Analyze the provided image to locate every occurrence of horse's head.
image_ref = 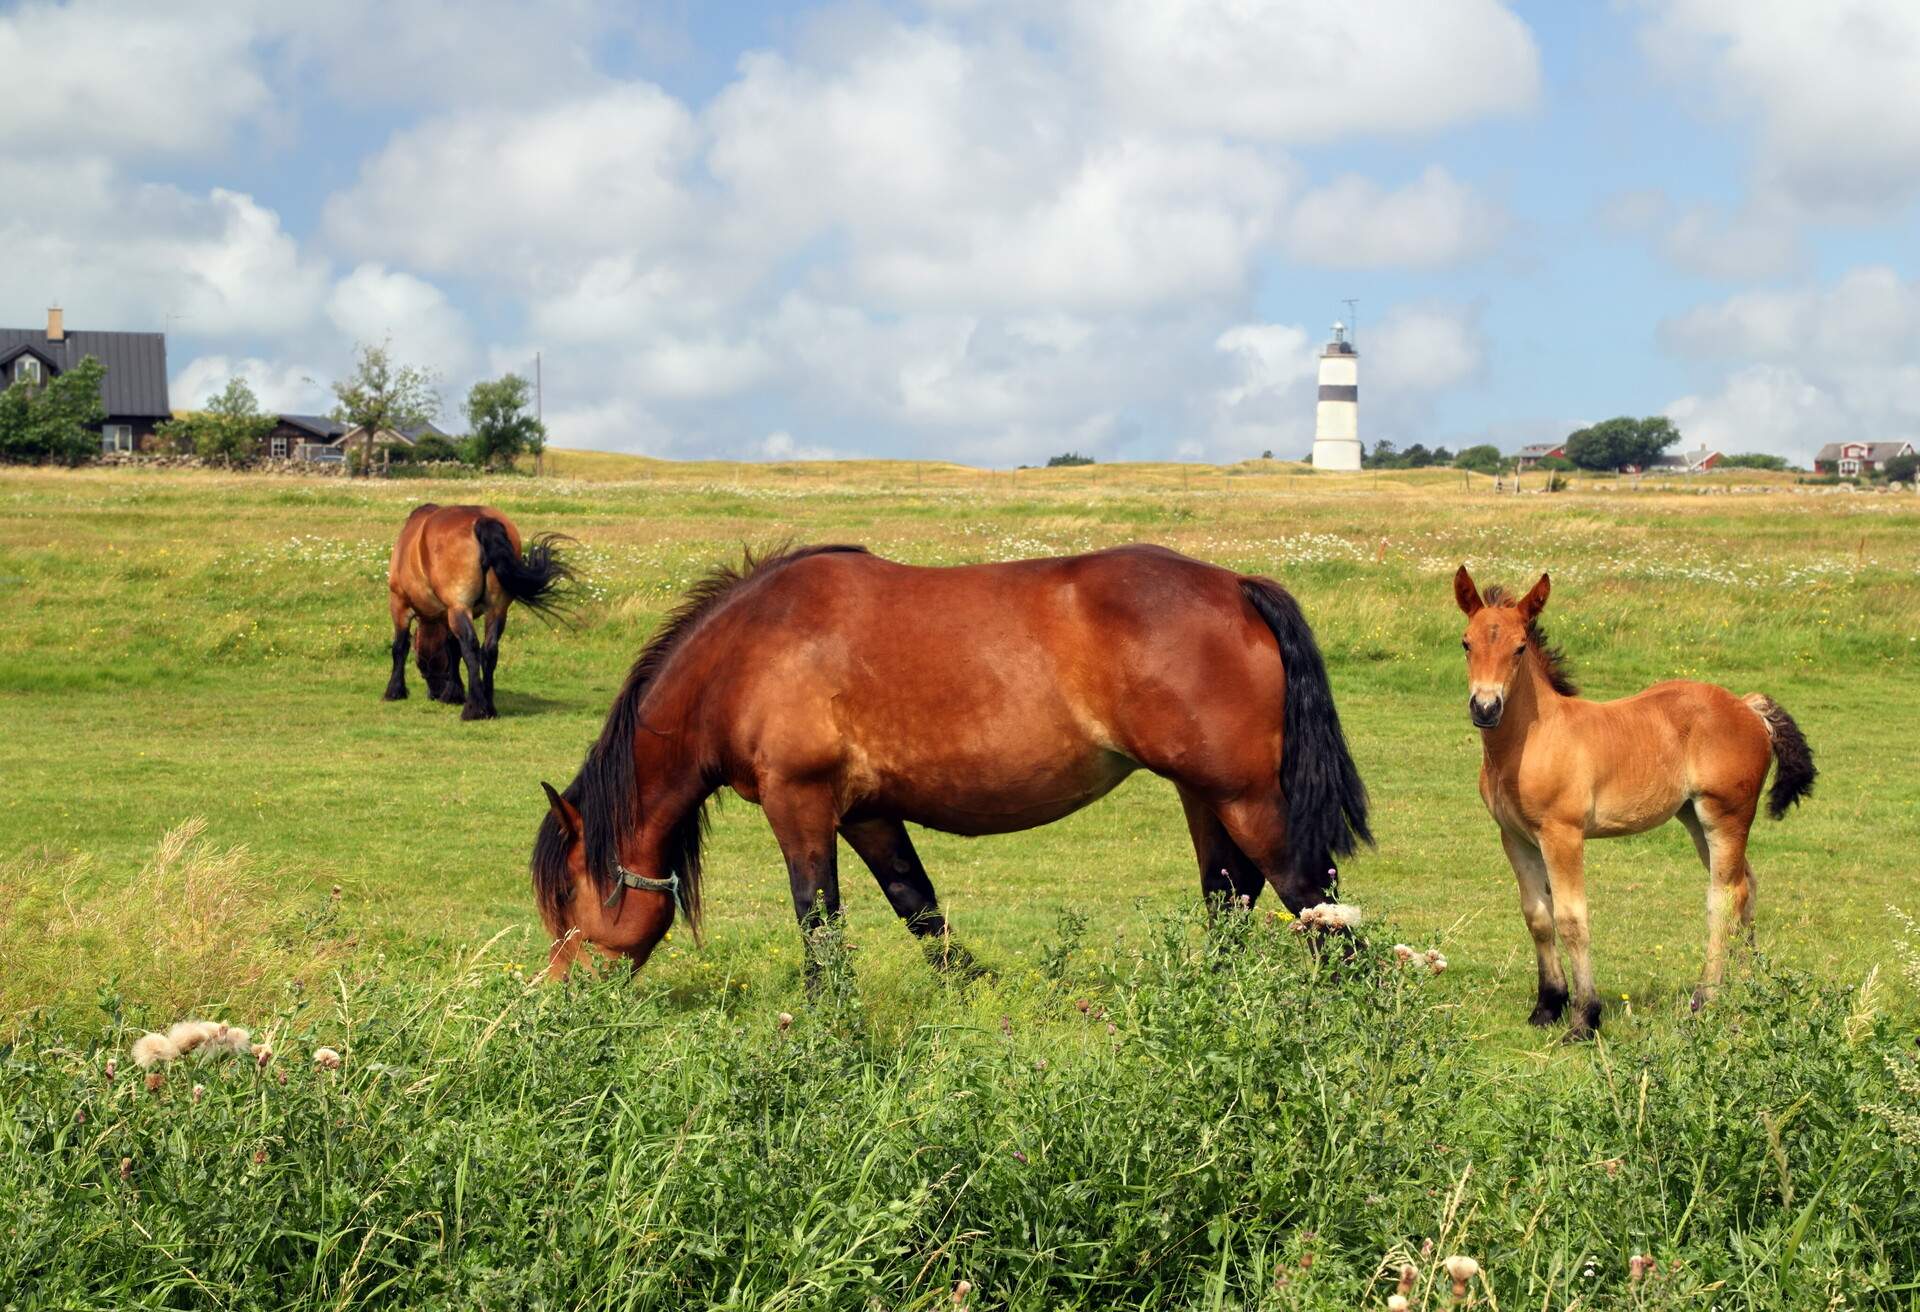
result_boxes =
[533,781,680,969]
[1453,566,1549,729]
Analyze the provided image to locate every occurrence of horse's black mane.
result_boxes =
[1482,584,1579,696]
[531,543,869,935]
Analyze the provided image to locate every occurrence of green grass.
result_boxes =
[1,460,1918,1308]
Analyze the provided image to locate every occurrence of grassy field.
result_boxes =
[2,458,1918,1308]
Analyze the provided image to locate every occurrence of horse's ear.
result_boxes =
[1520,572,1551,621]
[1453,565,1483,617]
[541,781,582,842]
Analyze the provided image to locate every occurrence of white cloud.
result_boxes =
[1662,267,1920,461]
[758,430,850,460]
[0,2,271,157]
[1640,0,1920,219]
[324,84,701,277]
[172,356,330,414]
[326,264,477,378]
[1287,167,1504,270]
[1066,0,1541,143]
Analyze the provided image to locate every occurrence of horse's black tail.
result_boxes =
[1749,694,1816,820]
[1239,577,1372,886]
[474,518,575,622]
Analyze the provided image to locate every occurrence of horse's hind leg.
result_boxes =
[448,607,493,721]
[1179,786,1265,913]
[841,817,976,973]
[480,608,507,714]
[383,597,411,701]
[1500,829,1567,1025]
[1687,794,1758,1010]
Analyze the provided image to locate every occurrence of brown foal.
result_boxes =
[1454,567,1815,1037]
[532,543,1371,978]
[385,504,571,720]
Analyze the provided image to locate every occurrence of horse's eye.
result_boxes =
[1461,640,1470,652]
[1514,644,1527,656]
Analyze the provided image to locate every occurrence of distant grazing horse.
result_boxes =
[385,504,572,720]
[532,543,1371,977]
[1453,567,1815,1038]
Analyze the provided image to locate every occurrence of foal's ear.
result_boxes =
[1519,572,1551,621]
[1453,565,1484,617]
[541,781,582,842]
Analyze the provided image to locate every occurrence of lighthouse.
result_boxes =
[1310,321,1362,471]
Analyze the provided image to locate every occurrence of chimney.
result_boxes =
[46,307,64,342]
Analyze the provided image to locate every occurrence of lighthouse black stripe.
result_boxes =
[1317,384,1358,402]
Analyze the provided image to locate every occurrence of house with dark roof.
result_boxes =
[264,414,451,463]
[1812,440,1914,476]
[1641,446,1722,474]
[1513,442,1566,468]
[0,308,170,453]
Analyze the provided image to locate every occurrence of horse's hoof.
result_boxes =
[1559,1025,1597,1045]
[1527,1005,1561,1027]
[383,686,407,701]
[1689,987,1709,1012]
[461,705,496,721]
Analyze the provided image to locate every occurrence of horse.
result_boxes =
[1452,566,1815,1038]
[384,504,572,720]
[531,543,1371,978]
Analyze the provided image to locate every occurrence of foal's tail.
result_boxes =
[474,517,576,621]
[1746,694,1817,820]
[1240,577,1373,884]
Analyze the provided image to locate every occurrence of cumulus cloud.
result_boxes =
[1640,0,1920,219]
[1662,267,1920,462]
[1287,168,1505,270]
[171,356,331,414]
[324,84,701,277]
[326,264,477,378]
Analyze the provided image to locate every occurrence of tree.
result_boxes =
[159,378,276,465]
[0,356,106,465]
[1453,444,1507,474]
[1881,451,1918,484]
[1565,416,1681,471]
[330,341,440,477]
[1719,453,1789,471]
[464,373,546,470]
[1046,452,1094,467]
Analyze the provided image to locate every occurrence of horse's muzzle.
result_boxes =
[1469,695,1504,729]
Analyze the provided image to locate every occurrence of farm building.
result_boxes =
[1638,447,1722,474]
[265,415,452,463]
[1513,442,1565,468]
[1812,440,1914,476]
[0,308,170,453]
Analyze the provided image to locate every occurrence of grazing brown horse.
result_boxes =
[1453,567,1815,1038]
[385,504,572,720]
[532,543,1371,977]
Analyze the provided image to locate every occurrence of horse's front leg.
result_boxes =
[1500,829,1567,1025]
[448,607,493,721]
[1539,822,1601,1038]
[764,781,843,990]
[480,609,507,716]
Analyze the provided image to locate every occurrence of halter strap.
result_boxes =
[605,861,692,927]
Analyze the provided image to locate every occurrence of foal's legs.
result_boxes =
[1538,822,1602,1037]
[1499,829,1568,1025]
[1178,787,1266,911]
[1685,794,1758,1009]
[764,781,843,984]
[383,597,411,701]
[447,606,493,721]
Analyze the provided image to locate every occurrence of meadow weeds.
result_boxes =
[3,906,1915,1309]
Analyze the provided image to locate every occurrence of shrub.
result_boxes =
[1046,452,1095,467]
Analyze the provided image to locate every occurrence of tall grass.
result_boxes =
[0,821,347,1037]
[4,910,1914,1309]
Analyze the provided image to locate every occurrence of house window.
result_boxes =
[1839,459,1860,476]
[271,435,288,459]
[100,424,133,454]
[12,358,40,386]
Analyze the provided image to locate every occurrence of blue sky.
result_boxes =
[5,0,1919,466]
